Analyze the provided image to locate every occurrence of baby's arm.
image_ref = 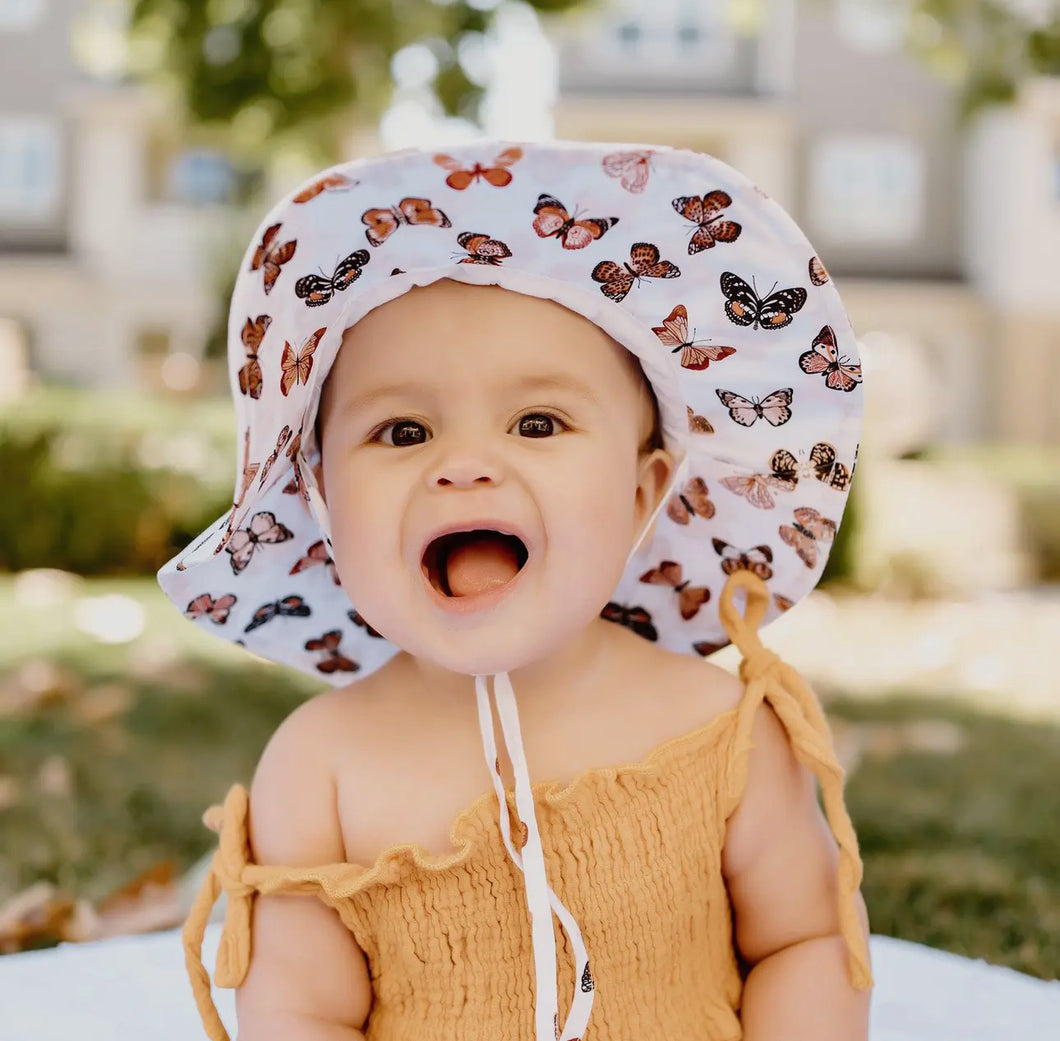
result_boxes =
[234,695,373,1040]
[722,702,872,1039]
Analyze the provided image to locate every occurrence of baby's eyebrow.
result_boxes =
[345,373,600,413]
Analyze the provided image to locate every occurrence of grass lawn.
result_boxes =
[0,574,1057,981]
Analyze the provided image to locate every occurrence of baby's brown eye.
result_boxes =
[388,420,427,446]
[518,413,564,438]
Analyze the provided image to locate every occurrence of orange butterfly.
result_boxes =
[238,314,271,399]
[258,425,293,487]
[292,172,357,204]
[712,538,774,580]
[250,222,296,294]
[591,242,680,302]
[774,593,795,612]
[808,255,830,286]
[236,428,259,507]
[652,305,737,371]
[715,388,793,428]
[600,602,658,641]
[185,593,237,624]
[532,193,619,250]
[639,560,711,621]
[602,150,653,193]
[361,197,451,247]
[280,328,326,397]
[779,506,836,569]
[225,511,294,574]
[672,191,742,254]
[798,325,862,392]
[666,476,716,525]
[686,405,715,435]
[295,250,369,307]
[433,147,522,189]
[304,630,359,674]
[456,231,511,265]
[289,539,340,585]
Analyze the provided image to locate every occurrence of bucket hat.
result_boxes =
[160,138,863,1040]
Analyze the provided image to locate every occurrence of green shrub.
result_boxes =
[0,389,235,576]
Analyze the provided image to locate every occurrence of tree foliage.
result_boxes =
[128,0,592,164]
[907,0,1060,116]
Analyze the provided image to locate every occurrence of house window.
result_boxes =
[0,0,45,31]
[616,22,641,49]
[833,0,907,53]
[808,134,924,246]
[166,149,237,205]
[0,117,61,221]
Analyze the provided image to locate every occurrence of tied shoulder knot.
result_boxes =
[209,785,255,987]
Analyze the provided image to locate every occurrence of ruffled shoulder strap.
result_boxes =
[717,570,873,992]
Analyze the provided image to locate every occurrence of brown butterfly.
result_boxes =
[295,251,369,307]
[347,609,384,639]
[602,150,653,193]
[592,242,680,302]
[237,315,271,399]
[808,255,830,286]
[289,539,340,585]
[652,304,737,371]
[362,197,451,247]
[639,560,711,621]
[244,594,311,633]
[581,961,595,993]
[304,630,359,674]
[772,441,851,492]
[779,506,836,569]
[712,538,774,580]
[456,231,511,265]
[433,147,522,189]
[236,429,260,508]
[280,328,326,397]
[693,639,728,658]
[798,325,862,392]
[774,593,795,612]
[250,223,296,294]
[719,458,797,510]
[292,172,357,204]
[258,425,293,487]
[532,193,618,250]
[600,602,658,641]
[715,388,794,428]
[185,593,237,624]
[225,511,294,574]
[686,405,715,435]
[720,271,806,330]
[672,191,742,254]
[666,476,716,525]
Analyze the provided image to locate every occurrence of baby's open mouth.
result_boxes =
[422,530,529,598]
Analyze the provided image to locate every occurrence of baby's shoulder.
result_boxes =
[629,640,747,727]
[247,688,363,865]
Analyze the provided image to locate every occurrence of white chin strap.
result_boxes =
[474,454,689,1039]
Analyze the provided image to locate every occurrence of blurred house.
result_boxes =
[0,0,234,393]
[553,0,1060,450]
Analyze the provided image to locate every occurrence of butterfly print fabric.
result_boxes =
[160,138,863,683]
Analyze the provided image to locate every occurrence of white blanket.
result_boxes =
[0,927,1057,1040]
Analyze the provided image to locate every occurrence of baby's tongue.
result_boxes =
[444,532,521,597]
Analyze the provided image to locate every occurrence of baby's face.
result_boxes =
[316,279,673,677]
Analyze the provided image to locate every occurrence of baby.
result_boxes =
[165,140,873,1041]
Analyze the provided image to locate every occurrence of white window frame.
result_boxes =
[0,116,63,222]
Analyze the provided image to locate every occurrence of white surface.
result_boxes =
[0,927,1057,1040]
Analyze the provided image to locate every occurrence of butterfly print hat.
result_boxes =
[159,140,863,1041]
